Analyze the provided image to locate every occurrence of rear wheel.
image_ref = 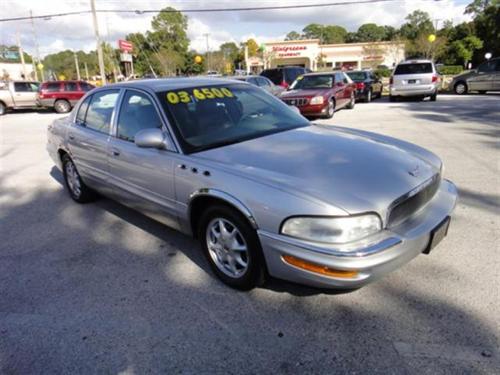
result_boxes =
[62,154,97,203]
[54,99,71,113]
[430,92,437,101]
[0,102,5,116]
[198,205,266,290]
[454,82,467,95]
[365,89,372,103]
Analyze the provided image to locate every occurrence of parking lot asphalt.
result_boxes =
[1,94,499,374]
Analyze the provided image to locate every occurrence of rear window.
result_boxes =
[394,63,433,75]
[261,69,283,85]
[346,72,367,81]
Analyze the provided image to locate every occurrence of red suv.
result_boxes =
[37,80,95,113]
[279,72,356,118]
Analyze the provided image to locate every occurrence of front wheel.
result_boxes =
[324,99,335,118]
[346,92,355,109]
[199,205,266,290]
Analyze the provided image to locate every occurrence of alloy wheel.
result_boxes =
[65,160,81,198]
[206,218,249,278]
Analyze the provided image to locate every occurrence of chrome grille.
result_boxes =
[387,174,441,227]
[283,98,308,107]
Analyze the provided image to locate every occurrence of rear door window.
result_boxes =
[394,63,433,75]
[84,90,120,134]
[64,82,78,92]
[261,69,282,85]
[45,83,61,92]
[14,82,33,92]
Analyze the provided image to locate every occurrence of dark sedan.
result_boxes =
[346,70,383,102]
[279,72,356,118]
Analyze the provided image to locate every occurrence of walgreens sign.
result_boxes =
[272,45,308,57]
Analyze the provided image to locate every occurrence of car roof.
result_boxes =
[303,72,336,76]
[398,59,434,64]
[104,77,247,92]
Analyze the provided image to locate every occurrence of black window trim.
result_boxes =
[112,87,179,153]
[73,88,120,136]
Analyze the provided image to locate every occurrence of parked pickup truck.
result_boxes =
[0,81,40,115]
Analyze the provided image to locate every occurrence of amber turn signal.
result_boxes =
[282,255,358,279]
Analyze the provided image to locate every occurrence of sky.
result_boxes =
[0,0,473,58]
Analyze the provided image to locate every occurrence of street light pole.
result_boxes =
[16,30,27,79]
[29,10,42,81]
[203,33,210,71]
[90,0,106,85]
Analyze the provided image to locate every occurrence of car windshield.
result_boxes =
[394,63,433,75]
[290,75,333,90]
[346,72,367,82]
[158,83,309,153]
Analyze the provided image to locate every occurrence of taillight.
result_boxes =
[280,80,289,89]
[356,82,365,90]
[389,76,394,85]
[432,75,438,83]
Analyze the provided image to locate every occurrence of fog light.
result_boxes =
[282,255,358,278]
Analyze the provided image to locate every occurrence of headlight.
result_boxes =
[309,96,324,105]
[281,215,382,244]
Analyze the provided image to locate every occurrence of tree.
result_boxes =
[399,10,434,40]
[356,23,386,42]
[150,7,189,54]
[445,36,483,65]
[302,23,323,40]
[471,0,500,64]
[382,26,398,41]
[322,25,347,43]
[244,38,259,57]
[285,31,302,41]
[464,0,497,15]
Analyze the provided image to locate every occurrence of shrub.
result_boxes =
[437,65,464,75]
[374,68,392,78]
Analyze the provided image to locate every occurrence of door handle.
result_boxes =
[111,147,121,156]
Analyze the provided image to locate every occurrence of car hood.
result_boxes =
[193,125,439,216]
[280,88,330,98]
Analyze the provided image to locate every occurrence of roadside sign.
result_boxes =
[118,40,133,53]
[120,53,133,63]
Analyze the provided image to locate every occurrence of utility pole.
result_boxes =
[29,10,42,81]
[203,33,210,71]
[84,62,89,80]
[16,30,27,79]
[90,0,106,85]
[74,52,81,80]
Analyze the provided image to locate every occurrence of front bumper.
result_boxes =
[298,103,328,116]
[390,84,438,97]
[258,179,458,289]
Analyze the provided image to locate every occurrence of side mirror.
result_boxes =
[135,128,166,149]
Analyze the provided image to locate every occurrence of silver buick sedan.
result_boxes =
[47,78,457,290]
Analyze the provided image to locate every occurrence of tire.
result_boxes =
[198,205,266,290]
[62,154,97,203]
[54,99,71,113]
[389,95,396,102]
[324,99,335,119]
[454,82,467,95]
[365,89,372,103]
[346,92,355,109]
[0,102,5,116]
[430,92,437,101]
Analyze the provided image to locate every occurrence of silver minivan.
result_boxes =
[389,60,440,102]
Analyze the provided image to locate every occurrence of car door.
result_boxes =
[107,88,179,228]
[67,89,120,191]
[492,59,500,91]
[469,60,495,91]
[63,81,80,106]
[334,73,348,107]
[12,82,38,107]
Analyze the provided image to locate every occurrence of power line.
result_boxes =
[0,0,436,22]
